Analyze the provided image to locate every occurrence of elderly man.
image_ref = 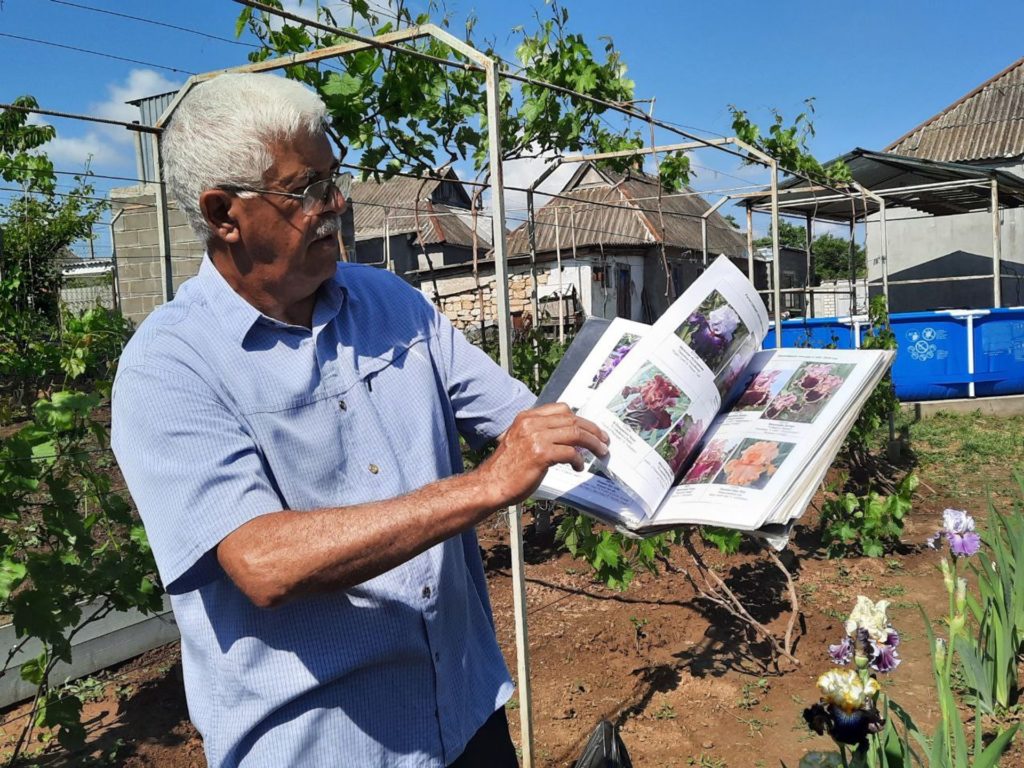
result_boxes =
[111,72,608,768]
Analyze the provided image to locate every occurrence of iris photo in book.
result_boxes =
[712,437,796,490]
[675,290,751,374]
[761,361,856,423]
[590,332,642,390]
[606,364,692,448]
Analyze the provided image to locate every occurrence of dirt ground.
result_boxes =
[2,419,1022,767]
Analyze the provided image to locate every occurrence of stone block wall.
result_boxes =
[111,185,205,327]
[432,267,543,331]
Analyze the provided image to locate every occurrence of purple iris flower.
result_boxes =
[929,508,982,558]
[828,637,852,665]
[870,641,901,673]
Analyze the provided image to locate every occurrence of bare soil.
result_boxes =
[2,456,1022,767]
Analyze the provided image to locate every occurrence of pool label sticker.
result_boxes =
[906,327,948,362]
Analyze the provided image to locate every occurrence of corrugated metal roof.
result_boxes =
[506,165,747,257]
[129,91,178,182]
[350,171,486,248]
[887,57,1024,163]
[744,148,1024,221]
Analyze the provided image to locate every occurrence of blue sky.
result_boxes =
[2,0,1023,255]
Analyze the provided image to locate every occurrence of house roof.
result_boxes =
[505,164,747,258]
[744,148,1024,222]
[886,56,1024,163]
[349,169,487,248]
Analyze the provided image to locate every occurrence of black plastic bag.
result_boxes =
[572,720,633,768]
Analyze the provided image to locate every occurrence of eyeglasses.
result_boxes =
[220,171,353,215]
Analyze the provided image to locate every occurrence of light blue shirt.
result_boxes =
[112,257,534,767]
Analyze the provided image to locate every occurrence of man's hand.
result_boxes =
[477,403,609,507]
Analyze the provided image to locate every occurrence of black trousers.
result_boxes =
[448,707,518,768]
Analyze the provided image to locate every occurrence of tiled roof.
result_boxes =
[886,56,1024,163]
[506,166,747,257]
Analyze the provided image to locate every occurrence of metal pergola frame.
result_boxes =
[740,149,1024,312]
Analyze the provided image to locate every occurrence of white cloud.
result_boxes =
[499,153,577,221]
[44,133,126,170]
[34,69,182,177]
[90,69,182,137]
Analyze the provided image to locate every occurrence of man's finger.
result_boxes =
[543,424,611,457]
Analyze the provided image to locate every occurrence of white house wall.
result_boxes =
[865,161,1024,301]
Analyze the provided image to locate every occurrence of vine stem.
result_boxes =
[678,532,800,667]
[765,548,800,659]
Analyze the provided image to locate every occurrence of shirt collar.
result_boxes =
[197,256,348,345]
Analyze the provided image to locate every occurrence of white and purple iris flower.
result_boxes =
[927,508,981,558]
[828,596,901,674]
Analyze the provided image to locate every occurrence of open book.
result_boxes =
[533,256,894,539]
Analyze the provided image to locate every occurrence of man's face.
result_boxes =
[230,130,344,308]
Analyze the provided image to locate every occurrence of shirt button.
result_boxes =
[338,400,347,411]
[368,463,379,474]
[422,585,431,599]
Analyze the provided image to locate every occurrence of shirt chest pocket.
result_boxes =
[244,334,452,512]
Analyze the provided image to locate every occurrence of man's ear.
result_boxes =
[199,189,241,244]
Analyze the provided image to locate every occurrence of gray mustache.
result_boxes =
[313,216,342,240]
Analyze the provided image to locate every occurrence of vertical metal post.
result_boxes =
[484,60,534,768]
[554,206,564,344]
[805,212,814,318]
[133,127,147,183]
[879,199,890,309]
[746,204,754,282]
[526,189,540,326]
[151,133,174,304]
[967,314,976,398]
[701,217,708,266]
[383,208,391,272]
[770,160,782,348]
[109,208,124,312]
[991,179,1002,308]
[848,218,856,316]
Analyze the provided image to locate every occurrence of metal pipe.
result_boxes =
[109,208,124,312]
[482,58,535,768]
[526,189,540,330]
[554,206,564,344]
[133,127,147,184]
[746,205,754,284]
[151,133,174,304]
[562,137,735,163]
[805,212,814,318]
[879,199,890,308]
[848,218,857,316]
[991,179,1002,308]
[770,160,782,347]
[967,314,976,398]
[700,217,708,267]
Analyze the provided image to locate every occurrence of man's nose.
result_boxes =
[321,186,348,215]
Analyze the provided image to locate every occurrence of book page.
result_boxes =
[556,318,649,411]
[578,256,770,517]
[532,317,651,518]
[650,347,892,530]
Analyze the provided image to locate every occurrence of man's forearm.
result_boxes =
[217,403,609,608]
[216,465,505,608]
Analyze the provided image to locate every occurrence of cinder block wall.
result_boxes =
[111,185,205,328]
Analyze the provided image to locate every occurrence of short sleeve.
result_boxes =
[112,365,284,593]
[431,309,536,451]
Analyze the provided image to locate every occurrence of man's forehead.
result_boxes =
[264,134,337,183]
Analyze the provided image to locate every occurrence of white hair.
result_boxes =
[162,73,328,241]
